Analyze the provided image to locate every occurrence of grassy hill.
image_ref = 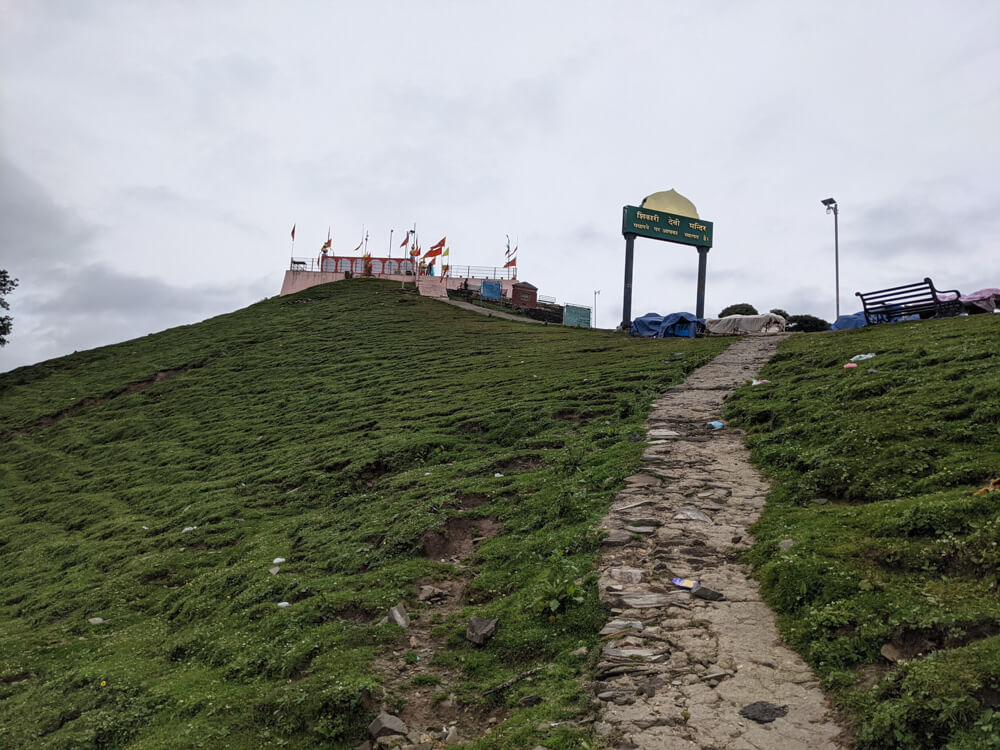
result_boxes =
[725,314,1000,749]
[0,280,728,749]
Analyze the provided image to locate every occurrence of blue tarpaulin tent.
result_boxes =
[658,312,704,338]
[631,312,705,338]
[831,312,867,330]
[630,313,664,337]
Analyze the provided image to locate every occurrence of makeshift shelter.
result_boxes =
[705,313,786,335]
[658,312,704,338]
[961,288,1000,313]
[630,313,664,337]
[831,312,868,330]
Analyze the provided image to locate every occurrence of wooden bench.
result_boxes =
[855,277,962,325]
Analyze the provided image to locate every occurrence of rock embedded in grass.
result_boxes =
[466,616,498,645]
[368,711,407,739]
[388,603,410,628]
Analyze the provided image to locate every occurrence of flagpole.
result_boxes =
[388,229,393,260]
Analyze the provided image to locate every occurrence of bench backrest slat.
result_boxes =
[854,277,962,324]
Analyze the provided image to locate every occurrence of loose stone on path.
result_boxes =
[592,335,847,750]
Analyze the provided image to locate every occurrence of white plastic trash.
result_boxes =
[850,353,876,361]
[182,526,197,533]
[277,601,291,608]
[273,557,286,564]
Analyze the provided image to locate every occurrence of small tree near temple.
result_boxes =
[1,269,19,347]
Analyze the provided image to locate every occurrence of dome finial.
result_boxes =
[640,189,699,219]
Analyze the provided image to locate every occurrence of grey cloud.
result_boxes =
[849,191,1000,260]
[0,263,272,372]
[0,158,100,270]
[33,263,255,316]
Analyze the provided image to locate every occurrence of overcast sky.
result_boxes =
[2,1,998,371]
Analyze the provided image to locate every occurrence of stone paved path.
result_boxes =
[592,335,849,750]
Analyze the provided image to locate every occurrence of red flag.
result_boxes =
[423,246,442,260]
[353,240,363,252]
[430,236,445,251]
[291,224,296,241]
[441,264,449,277]
[400,235,410,248]
[504,257,516,268]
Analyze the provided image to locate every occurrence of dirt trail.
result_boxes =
[592,335,849,750]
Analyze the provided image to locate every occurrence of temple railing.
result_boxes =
[288,257,516,279]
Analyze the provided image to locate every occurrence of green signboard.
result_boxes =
[562,304,592,328]
[622,205,713,248]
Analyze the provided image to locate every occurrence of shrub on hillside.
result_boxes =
[718,303,758,317]
[787,314,831,332]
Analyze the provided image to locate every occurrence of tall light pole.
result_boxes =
[821,198,840,320]
[593,289,600,328]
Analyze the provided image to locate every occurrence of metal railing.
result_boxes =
[287,257,516,280]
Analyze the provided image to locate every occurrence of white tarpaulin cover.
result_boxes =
[705,313,787,335]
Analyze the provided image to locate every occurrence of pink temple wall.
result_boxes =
[279,271,518,297]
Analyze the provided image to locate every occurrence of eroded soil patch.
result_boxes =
[3,368,189,440]
[422,517,501,561]
[497,455,545,473]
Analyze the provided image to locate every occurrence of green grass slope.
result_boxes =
[0,280,728,749]
[724,315,1000,749]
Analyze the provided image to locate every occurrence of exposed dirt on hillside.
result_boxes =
[369,534,505,747]
[2,368,188,440]
[421,517,501,561]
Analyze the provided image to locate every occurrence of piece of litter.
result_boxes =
[277,602,291,608]
[142,526,148,530]
[850,353,876,361]
[269,566,280,575]
[182,526,197,532]
[671,578,699,590]
[740,701,788,724]
[691,585,726,601]
[494,472,504,478]
[843,362,858,369]
[751,379,770,386]
[273,557,286,564]
[424,472,431,476]
[707,420,724,430]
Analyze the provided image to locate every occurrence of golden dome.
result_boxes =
[640,189,699,219]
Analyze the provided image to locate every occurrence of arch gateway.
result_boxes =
[620,189,714,329]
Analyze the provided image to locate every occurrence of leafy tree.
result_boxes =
[718,303,758,317]
[787,314,831,332]
[0,269,18,347]
[770,308,790,320]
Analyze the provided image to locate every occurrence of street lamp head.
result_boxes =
[821,197,837,207]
